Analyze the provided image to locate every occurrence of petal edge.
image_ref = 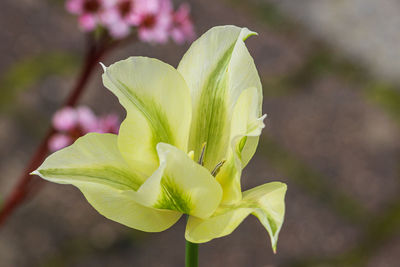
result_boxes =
[185,182,287,252]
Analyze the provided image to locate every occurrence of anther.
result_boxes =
[198,142,206,166]
[211,160,226,177]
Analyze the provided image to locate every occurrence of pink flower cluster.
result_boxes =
[49,106,120,152]
[66,0,195,44]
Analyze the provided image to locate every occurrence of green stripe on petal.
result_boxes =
[177,25,262,171]
[155,175,193,214]
[102,57,192,175]
[216,87,266,204]
[127,143,223,219]
[185,182,287,252]
[33,133,181,232]
[33,133,146,190]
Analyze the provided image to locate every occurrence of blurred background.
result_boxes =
[1,0,400,266]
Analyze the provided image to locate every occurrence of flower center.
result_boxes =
[118,0,132,17]
[211,160,225,177]
[83,0,100,13]
[142,14,156,28]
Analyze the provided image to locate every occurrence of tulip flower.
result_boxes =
[33,26,287,258]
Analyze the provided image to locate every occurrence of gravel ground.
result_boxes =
[272,0,400,84]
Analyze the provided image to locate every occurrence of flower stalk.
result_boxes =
[185,237,198,267]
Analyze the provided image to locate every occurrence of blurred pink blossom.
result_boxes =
[48,134,73,152]
[135,0,172,44]
[170,3,195,44]
[97,114,120,133]
[65,0,195,44]
[49,106,120,152]
[52,107,78,132]
[66,0,111,31]
[76,106,98,132]
[101,0,137,39]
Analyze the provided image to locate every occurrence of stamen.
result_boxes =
[198,142,206,165]
[211,160,226,177]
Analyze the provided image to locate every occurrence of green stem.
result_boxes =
[185,239,198,267]
[185,150,204,267]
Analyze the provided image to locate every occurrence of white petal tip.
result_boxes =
[99,62,107,72]
[260,114,267,121]
[248,30,258,37]
[259,114,267,129]
[241,27,258,40]
[30,170,40,176]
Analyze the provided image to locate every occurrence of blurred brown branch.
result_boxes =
[0,32,130,228]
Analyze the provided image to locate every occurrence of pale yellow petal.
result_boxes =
[33,133,180,232]
[216,87,266,204]
[75,182,182,232]
[126,143,223,219]
[102,57,192,175]
[185,182,287,252]
[33,133,145,189]
[177,25,262,171]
